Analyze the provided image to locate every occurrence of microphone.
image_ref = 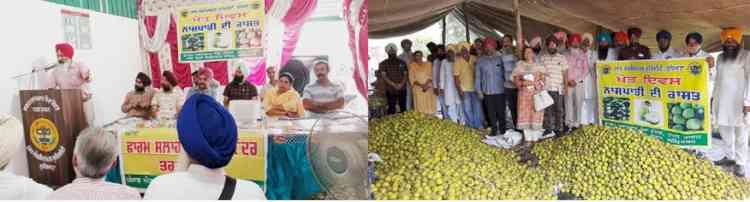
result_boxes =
[32,63,58,73]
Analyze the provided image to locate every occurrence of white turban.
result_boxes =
[385,43,398,53]
[0,114,23,169]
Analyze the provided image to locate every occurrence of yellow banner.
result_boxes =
[597,58,710,147]
[119,128,266,189]
[176,0,265,62]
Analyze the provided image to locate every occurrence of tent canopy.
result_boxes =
[370,0,750,52]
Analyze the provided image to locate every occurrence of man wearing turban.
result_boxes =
[144,95,266,199]
[596,31,618,61]
[0,115,53,199]
[379,43,408,115]
[48,43,95,124]
[713,26,750,178]
[618,27,651,60]
[438,44,463,123]
[121,72,156,119]
[654,30,679,60]
[223,63,258,108]
[475,38,507,136]
[454,42,482,128]
[564,33,593,131]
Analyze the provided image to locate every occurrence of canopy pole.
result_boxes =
[442,15,447,45]
[514,0,523,57]
[463,3,470,43]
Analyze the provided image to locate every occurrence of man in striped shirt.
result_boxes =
[47,127,141,200]
[539,36,569,135]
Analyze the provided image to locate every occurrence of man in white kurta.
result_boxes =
[564,34,592,129]
[713,27,748,177]
[439,44,463,123]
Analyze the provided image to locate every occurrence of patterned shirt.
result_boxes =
[540,53,569,92]
[224,81,258,101]
[474,55,506,95]
[379,57,408,93]
[46,178,141,200]
[152,88,184,120]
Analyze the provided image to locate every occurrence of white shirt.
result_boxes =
[439,59,461,105]
[714,50,750,127]
[653,47,680,60]
[144,164,266,200]
[0,171,52,200]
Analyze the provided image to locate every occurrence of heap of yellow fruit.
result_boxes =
[369,111,750,200]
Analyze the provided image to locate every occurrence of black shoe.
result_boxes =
[734,165,746,178]
[714,157,737,166]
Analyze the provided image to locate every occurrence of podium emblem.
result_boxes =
[29,118,60,153]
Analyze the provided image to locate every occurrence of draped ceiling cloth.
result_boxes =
[369,0,750,51]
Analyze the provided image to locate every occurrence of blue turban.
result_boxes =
[177,94,238,169]
[656,30,672,40]
[597,31,613,45]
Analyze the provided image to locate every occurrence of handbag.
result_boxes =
[534,90,554,112]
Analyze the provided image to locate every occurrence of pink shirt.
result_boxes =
[46,177,141,200]
[566,48,590,82]
[49,62,91,95]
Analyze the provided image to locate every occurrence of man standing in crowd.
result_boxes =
[121,72,155,119]
[145,95,266,199]
[529,36,543,56]
[454,42,482,128]
[540,36,568,136]
[613,31,629,57]
[475,38,506,136]
[597,31,618,61]
[439,44,463,123]
[432,44,447,117]
[380,43,408,114]
[399,39,414,111]
[303,61,345,115]
[223,65,258,107]
[564,34,591,131]
[501,35,519,129]
[713,27,749,178]
[653,30,679,60]
[618,27,651,60]
[426,42,437,62]
[187,68,218,99]
[47,127,141,200]
[0,115,52,199]
[48,43,95,124]
[681,32,715,102]
[471,38,484,56]
[581,33,598,125]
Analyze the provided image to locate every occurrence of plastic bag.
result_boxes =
[534,90,554,111]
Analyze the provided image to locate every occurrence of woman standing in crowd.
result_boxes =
[512,47,546,140]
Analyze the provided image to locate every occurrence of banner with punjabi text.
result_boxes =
[119,128,267,190]
[597,58,710,147]
[177,0,265,62]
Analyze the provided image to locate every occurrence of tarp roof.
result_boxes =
[370,0,750,52]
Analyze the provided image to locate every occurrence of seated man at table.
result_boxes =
[0,115,52,200]
[303,61,345,116]
[144,94,266,200]
[187,68,219,99]
[121,72,156,119]
[47,127,141,200]
[223,65,258,107]
[263,73,305,118]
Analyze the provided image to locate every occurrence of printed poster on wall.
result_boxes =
[119,128,267,190]
[596,58,710,148]
[177,0,265,62]
[61,10,92,50]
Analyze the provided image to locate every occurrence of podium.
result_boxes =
[19,89,88,188]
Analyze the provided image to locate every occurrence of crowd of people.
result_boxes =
[0,42,351,200]
[375,26,748,177]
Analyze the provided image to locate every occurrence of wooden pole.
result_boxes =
[514,0,523,56]
[442,15,447,45]
[463,3,470,43]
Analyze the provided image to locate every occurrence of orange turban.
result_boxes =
[614,31,629,44]
[721,27,743,44]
